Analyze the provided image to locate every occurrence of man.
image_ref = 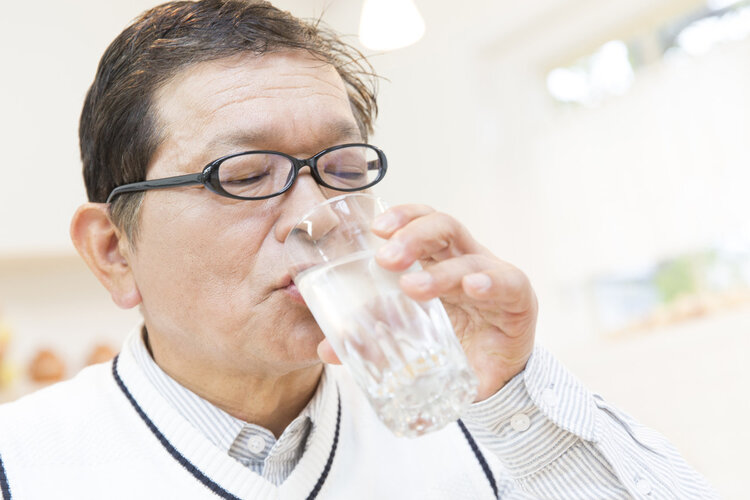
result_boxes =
[0,1,717,498]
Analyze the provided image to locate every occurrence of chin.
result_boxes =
[227,296,325,369]
[265,315,325,366]
[290,324,326,360]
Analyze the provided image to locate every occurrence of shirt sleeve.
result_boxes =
[462,345,719,499]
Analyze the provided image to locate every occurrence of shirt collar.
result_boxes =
[128,324,330,462]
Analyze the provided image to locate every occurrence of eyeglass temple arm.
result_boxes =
[106,173,204,203]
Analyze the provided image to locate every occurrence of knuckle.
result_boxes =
[471,254,495,269]
[431,211,457,227]
[500,268,530,296]
[413,204,436,215]
[391,203,434,218]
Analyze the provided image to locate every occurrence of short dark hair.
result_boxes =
[79,0,378,243]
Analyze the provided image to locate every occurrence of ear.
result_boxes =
[70,203,142,309]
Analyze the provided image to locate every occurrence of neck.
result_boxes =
[145,330,323,438]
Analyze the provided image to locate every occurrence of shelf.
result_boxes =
[0,251,86,276]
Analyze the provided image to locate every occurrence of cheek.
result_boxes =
[133,199,278,314]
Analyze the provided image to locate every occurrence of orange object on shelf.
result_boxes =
[0,320,16,392]
[85,344,117,366]
[29,349,66,383]
[0,320,10,360]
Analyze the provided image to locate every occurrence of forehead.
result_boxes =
[152,51,359,160]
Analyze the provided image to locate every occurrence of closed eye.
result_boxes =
[223,172,271,186]
[325,168,366,180]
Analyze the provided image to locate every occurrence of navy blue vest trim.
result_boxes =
[112,354,340,500]
[0,452,11,500]
[306,395,341,500]
[457,419,498,499]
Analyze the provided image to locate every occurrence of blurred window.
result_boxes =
[546,0,750,106]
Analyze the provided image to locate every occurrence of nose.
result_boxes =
[274,172,340,244]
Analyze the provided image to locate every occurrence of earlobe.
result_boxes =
[70,203,142,309]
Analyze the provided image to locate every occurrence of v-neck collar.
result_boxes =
[113,328,341,499]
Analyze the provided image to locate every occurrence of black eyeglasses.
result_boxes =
[105,143,387,203]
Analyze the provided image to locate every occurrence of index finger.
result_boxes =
[370,204,436,238]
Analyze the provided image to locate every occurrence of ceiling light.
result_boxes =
[359,0,426,51]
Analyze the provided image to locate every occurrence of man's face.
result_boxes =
[126,51,363,377]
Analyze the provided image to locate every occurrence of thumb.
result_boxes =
[317,339,342,365]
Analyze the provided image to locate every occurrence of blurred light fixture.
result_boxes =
[359,0,425,51]
[588,41,634,97]
[546,40,634,106]
[546,68,589,103]
[707,0,741,11]
[676,6,750,56]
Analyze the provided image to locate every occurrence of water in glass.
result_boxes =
[296,249,478,437]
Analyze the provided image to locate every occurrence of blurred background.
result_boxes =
[0,0,748,495]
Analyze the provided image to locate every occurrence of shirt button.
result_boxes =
[510,413,531,432]
[542,388,558,408]
[636,478,652,495]
[247,435,266,454]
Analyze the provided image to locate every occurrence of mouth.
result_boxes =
[276,274,306,304]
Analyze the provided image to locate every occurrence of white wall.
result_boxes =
[0,0,166,255]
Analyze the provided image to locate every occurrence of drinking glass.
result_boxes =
[285,193,478,437]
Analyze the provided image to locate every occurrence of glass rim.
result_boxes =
[284,192,387,246]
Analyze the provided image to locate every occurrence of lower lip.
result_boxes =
[283,283,306,304]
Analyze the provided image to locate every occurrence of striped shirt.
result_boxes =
[132,326,718,497]
[132,328,328,485]
[464,346,718,498]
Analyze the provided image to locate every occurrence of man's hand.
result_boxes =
[317,204,538,401]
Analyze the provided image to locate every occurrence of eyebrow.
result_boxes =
[206,120,364,152]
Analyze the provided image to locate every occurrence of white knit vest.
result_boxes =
[0,337,512,499]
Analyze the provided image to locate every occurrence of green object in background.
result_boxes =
[653,252,715,304]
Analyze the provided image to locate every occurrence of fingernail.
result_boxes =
[377,241,404,262]
[465,273,491,292]
[401,271,433,289]
[372,213,400,233]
